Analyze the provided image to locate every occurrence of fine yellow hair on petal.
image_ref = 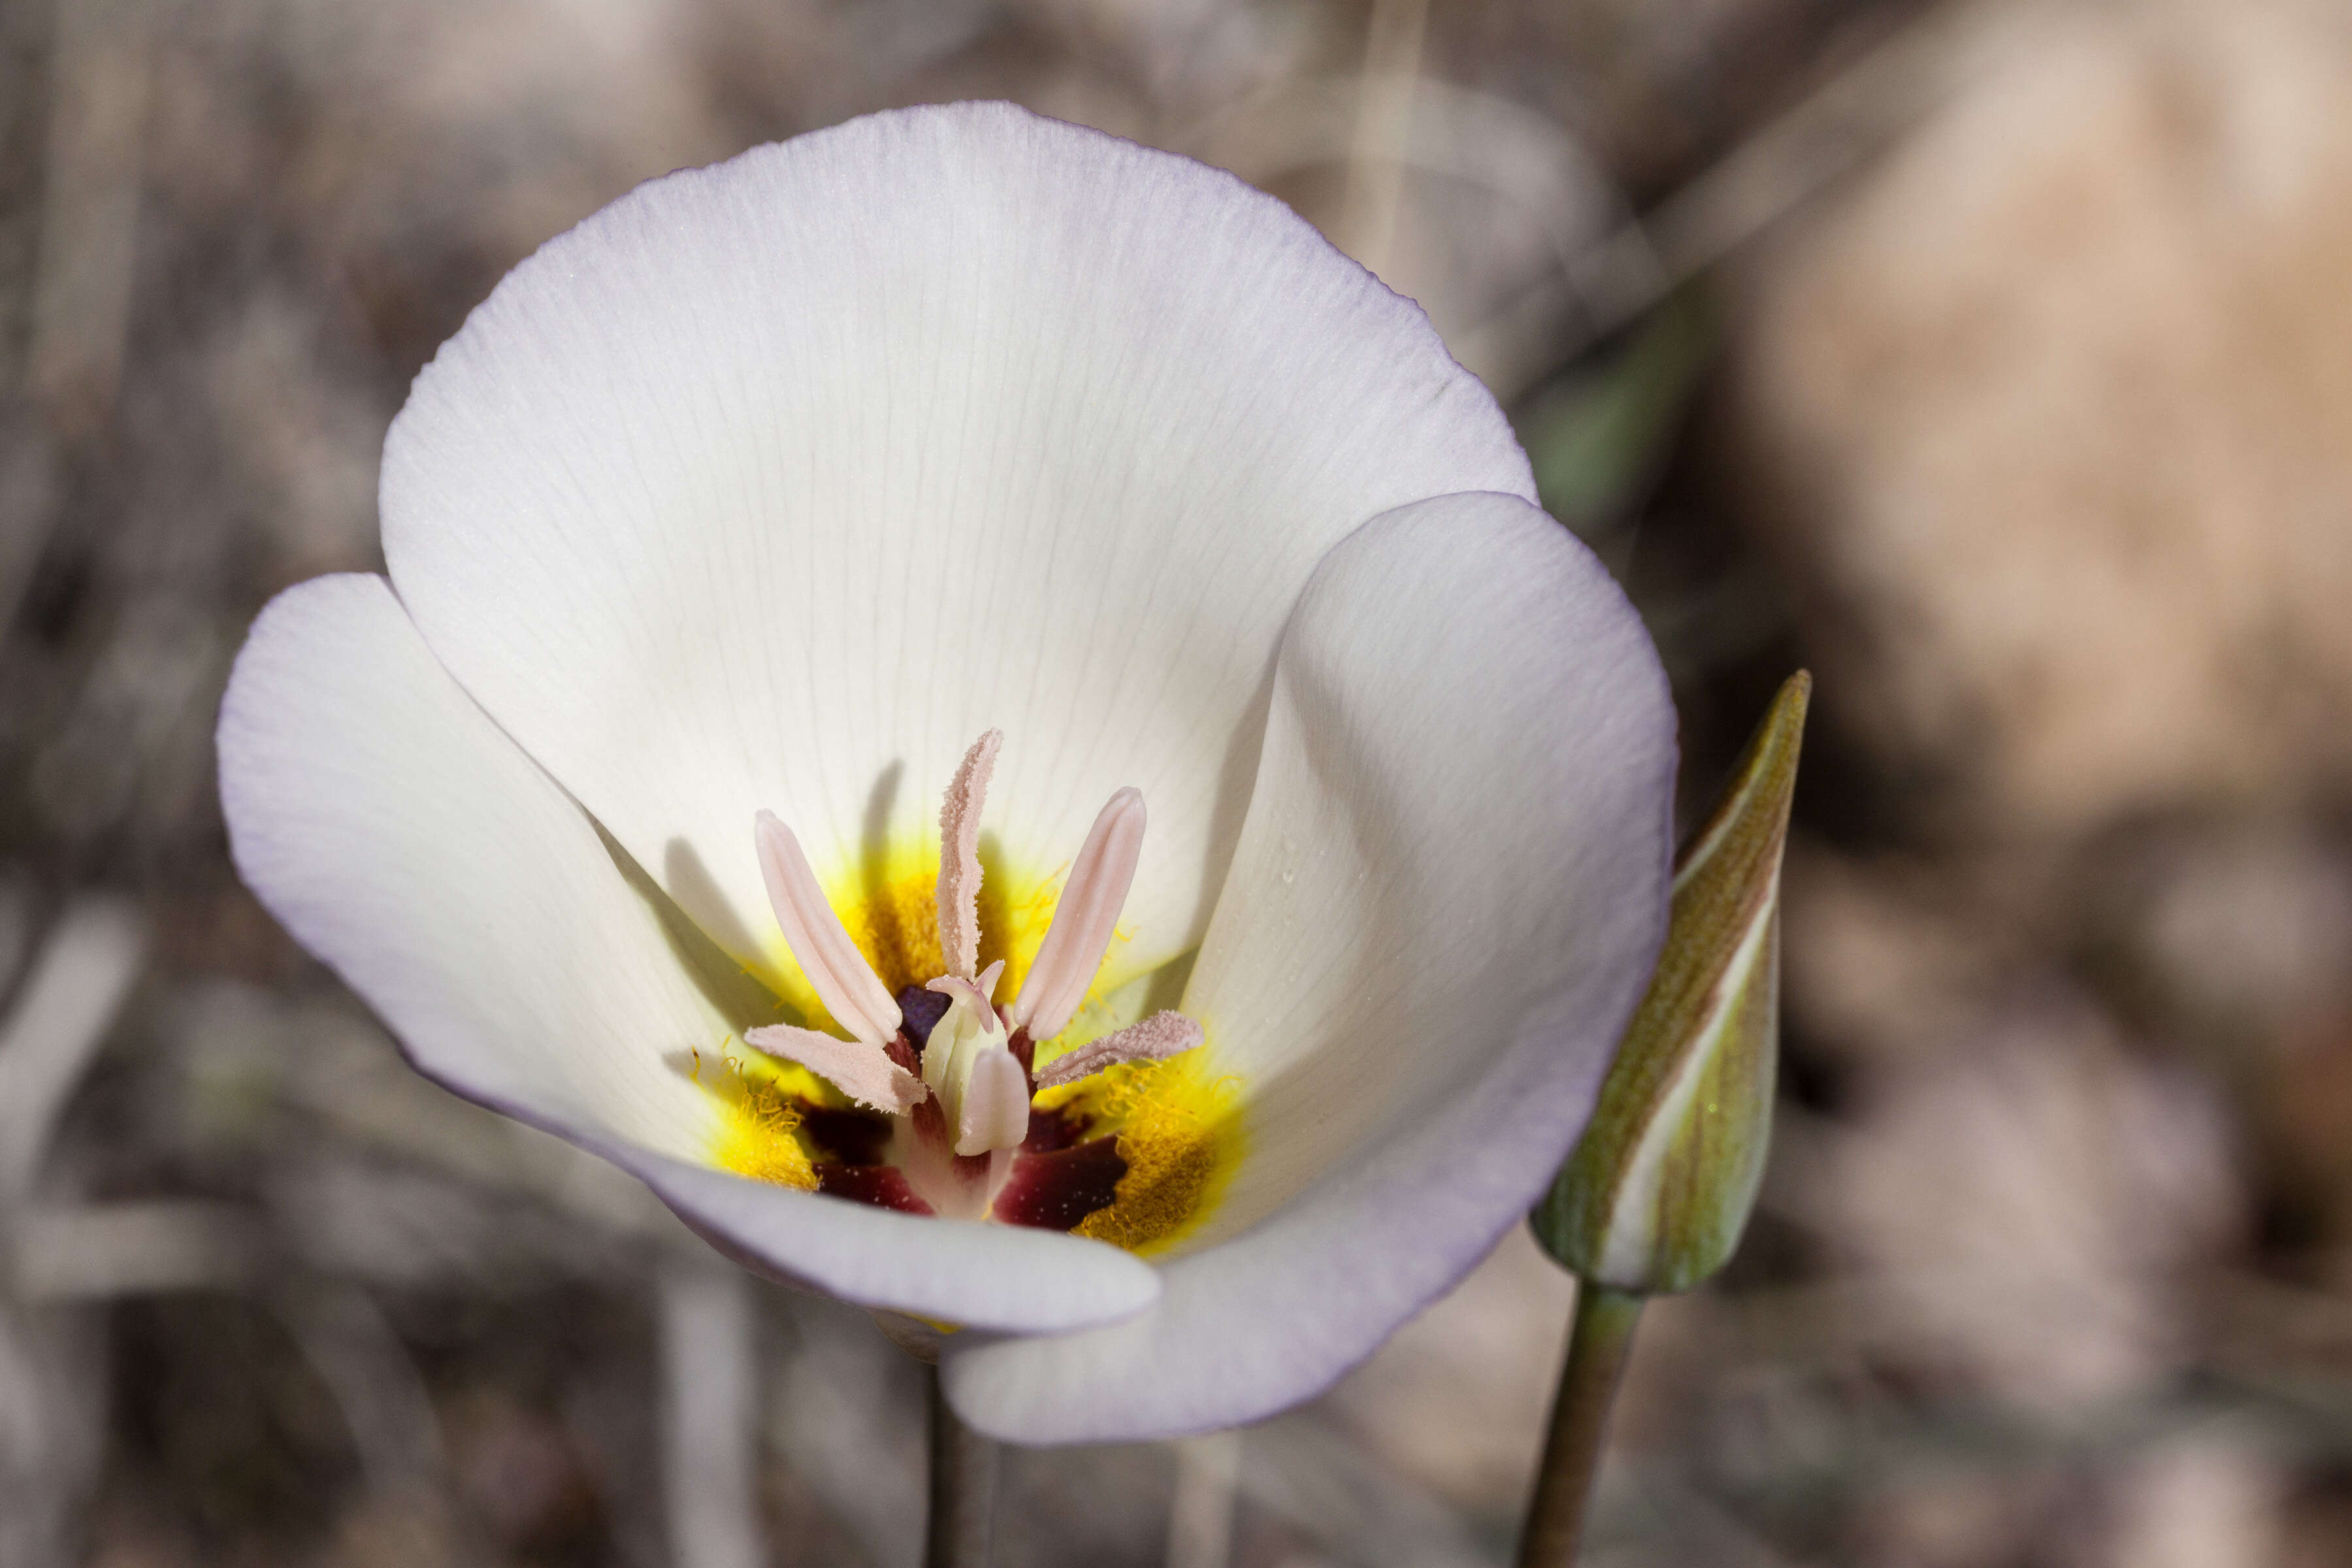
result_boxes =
[704,1051,821,1190]
[832,847,951,996]
[1040,1045,1243,1255]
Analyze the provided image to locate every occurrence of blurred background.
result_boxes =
[4,0,2350,1561]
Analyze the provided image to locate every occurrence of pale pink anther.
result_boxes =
[1033,1010,1205,1090]
[956,1047,1032,1156]
[1007,787,1146,1041]
[744,1023,929,1115]
[753,811,902,1046]
[935,729,1002,979]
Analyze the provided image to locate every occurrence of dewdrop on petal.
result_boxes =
[1533,672,1810,1295]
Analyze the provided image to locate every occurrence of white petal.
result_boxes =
[628,1144,1154,1332]
[219,575,1157,1333]
[218,574,721,1158]
[939,491,1676,1441]
[380,102,1530,1004]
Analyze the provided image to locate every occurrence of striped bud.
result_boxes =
[1532,671,1810,1294]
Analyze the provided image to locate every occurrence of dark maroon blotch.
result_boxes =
[793,1100,892,1167]
[992,1138,1127,1232]
[815,1164,933,1215]
[1021,1100,1088,1154]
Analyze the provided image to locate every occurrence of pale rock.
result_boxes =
[1737,0,2352,838]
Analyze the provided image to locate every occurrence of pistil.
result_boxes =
[919,962,1029,1156]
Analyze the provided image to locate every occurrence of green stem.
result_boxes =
[925,1363,998,1568]
[1516,1283,1644,1568]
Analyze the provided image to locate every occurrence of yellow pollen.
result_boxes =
[706,1053,821,1190]
[1038,1042,1243,1254]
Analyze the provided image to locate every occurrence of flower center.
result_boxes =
[725,730,1217,1233]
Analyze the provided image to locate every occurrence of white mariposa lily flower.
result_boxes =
[216,102,1676,1444]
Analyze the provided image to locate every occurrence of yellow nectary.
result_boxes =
[1046,1049,1242,1255]
[709,1060,820,1190]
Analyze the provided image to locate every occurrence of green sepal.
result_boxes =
[1531,671,1810,1294]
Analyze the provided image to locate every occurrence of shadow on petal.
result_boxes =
[660,833,774,1000]
[625,828,799,1034]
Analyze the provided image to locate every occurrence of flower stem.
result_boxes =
[925,1364,999,1568]
[1516,1283,1644,1568]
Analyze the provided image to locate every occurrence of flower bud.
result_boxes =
[1532,671,1810,1294]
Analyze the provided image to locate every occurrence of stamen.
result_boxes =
[1008,787,1146,1041]
[935,729,1002,979]
[1032,1011,1204,1090]
[745,1024,929,1115]
[753,811,902,1046]
[956,1047,1032,1156]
